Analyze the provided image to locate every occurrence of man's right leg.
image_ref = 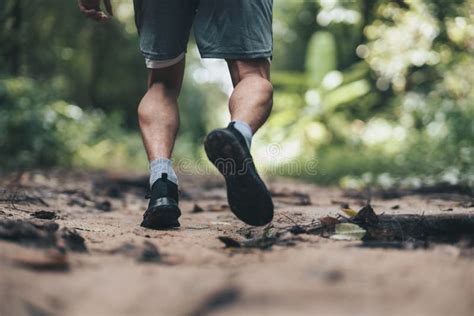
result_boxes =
[133,0,197,229]
[138,59,185,229]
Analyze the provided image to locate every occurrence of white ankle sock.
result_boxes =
[149,158,178,187]
[231,120,253,149]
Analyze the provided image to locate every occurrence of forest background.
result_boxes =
[1,0,473,190]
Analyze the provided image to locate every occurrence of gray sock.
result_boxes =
[149,158,178,187]
[231,120,253,149]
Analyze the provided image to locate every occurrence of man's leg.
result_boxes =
[227,59,273,135]
[203,59,274,227]
[138,59,185,162]
[138,59,185,229]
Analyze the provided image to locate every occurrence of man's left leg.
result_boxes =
[204,58,274,227]
[226,58,273,144]
[196,0,274,226]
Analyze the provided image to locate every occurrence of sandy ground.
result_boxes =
[0,170,473,316]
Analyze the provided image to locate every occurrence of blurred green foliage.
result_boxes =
[1,0,473,188]
[0,77,146,170]
[263,0,474,188]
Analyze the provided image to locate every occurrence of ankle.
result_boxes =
[149,158,178,187]
[231,120,253,149]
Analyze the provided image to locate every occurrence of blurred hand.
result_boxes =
[78,0,113,22]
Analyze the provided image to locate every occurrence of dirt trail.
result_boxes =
[0,170,473,316]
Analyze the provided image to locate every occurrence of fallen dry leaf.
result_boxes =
[319,216,340,228]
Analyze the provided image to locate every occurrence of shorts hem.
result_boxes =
[145,53,185,69]
[199,51,273,60]
[141,50,186,61]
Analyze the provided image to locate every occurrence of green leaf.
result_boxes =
[342,208,358,217]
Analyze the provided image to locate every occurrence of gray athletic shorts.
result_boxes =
[133,0,273,68]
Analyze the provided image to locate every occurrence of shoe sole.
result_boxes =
[141,204,181,229]
[204,129,273,226]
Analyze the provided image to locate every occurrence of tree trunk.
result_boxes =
[9,0,22,75]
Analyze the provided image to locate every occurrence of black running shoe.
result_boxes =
[204,122,274,226]
[141,173,181,229]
